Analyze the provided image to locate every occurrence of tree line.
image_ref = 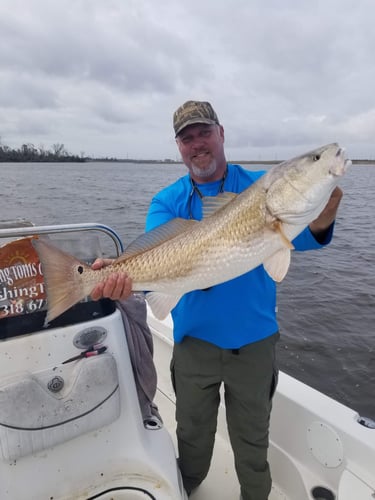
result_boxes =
[0,141,85,162]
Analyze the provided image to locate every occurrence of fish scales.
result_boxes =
[124,186,266,287]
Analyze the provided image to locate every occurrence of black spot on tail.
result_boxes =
[77,266,84,274]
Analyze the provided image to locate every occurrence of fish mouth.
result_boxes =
[330,146,352,176]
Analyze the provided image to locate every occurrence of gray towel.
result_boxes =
[116,295,162,427]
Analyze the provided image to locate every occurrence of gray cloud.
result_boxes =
[0,0,374,159]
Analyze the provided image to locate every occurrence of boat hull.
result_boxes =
[148,310,375,500]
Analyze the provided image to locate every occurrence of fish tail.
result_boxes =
[32,238,90,323]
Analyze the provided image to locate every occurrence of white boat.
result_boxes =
[0,222,374,500]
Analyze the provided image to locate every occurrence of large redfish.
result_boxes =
[33,143,350,323]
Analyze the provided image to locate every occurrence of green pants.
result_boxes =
[170,333,279,500]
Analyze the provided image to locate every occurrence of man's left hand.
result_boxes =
[309,186,343,236]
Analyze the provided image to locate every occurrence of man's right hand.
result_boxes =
[90,258,133,301]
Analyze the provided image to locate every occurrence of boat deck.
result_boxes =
[154,325,291,500]
[155,388,288,500]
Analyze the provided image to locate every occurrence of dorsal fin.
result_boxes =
[118,218,198,260]
[201,192,237,218]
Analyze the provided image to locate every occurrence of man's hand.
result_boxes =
[309,186,343,237]
[90,258,133,301]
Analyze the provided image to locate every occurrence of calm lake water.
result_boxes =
[0,161,374,418]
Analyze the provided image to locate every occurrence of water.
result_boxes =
[0,161,374,418]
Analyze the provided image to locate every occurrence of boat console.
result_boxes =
[0,221,186,500]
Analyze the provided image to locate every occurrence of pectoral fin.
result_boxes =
[146,291,181,320]
[272,220,294,249]
[263,248,291,282]
[263,221,295,282]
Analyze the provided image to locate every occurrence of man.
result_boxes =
[92,100,343,500]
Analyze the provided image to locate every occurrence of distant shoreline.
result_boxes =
[1,158,374,165]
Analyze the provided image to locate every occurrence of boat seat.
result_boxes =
[338,469,374,499]
[0,353,120,461]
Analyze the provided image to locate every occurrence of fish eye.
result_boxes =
[77,266,84,274]
[312,154,321,161]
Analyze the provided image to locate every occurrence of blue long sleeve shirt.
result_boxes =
[145,163,333,349]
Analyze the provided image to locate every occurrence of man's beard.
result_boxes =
[190,158,217,178]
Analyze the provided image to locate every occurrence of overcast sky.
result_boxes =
[0,0,374,160]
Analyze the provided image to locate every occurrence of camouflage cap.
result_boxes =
[173,100,220,137]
